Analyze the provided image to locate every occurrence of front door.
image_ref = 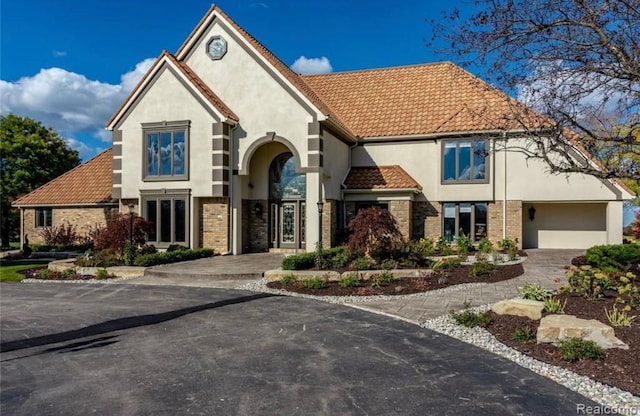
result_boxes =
[269,152,306,250]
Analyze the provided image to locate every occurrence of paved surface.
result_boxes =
[1,282,595,415]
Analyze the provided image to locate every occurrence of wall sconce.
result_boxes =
[528,206,536,222]
[317,201,324,214]
[254,202,263,217]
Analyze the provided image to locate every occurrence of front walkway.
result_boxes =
[346,249,583,323]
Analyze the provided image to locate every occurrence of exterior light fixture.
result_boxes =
[254,202,263,217]
[528,206,536,222]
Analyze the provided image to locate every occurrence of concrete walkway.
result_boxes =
[346,249,583,323]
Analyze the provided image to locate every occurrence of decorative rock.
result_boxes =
[491,298,545,320]
[537,314,629,350]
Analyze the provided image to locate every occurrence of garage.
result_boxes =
[522,202,608,249]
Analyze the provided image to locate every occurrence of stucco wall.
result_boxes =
[21,206,116,245]
[322,130,350,201]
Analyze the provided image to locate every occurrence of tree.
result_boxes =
[0,114,81,248]
[347,207,403,260]
[431,0,639,189]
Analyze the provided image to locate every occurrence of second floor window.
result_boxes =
[442,139,488,183]
[143,121,189,180]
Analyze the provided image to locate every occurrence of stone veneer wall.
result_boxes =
[321,199,337,248]
[200,197,229,253]
[413,200,441,241]
[488,200,523,248]
[22,206,117,245]
[389,200,412,239]
[242,199,268,252]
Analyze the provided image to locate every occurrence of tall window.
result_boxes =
[443,202,488,241]
[442,139,488,183]
[269,153,306,200]
[142,121,189,180]
[142,190,189,247]
[35,208,52,228]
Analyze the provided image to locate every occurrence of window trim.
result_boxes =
[442,202,488,242]
[140,189,190,248]
[35,207,52,228]
[441,138,489,184]
[142,120,190,182]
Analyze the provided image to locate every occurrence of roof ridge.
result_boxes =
[301,61,455,78]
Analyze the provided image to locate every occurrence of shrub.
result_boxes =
[477,238,493,254]
[585,243,640,271]
[449,309,491,328]
[167,244,189,252]
[558,338,604,362]
[470,261,498,276]
[279,273,297,285]
[435,237,453,255]
[92,214,154,254]
[511,326,535,342]
[414,238,436,257]
[61,268,76,279]
[346,206,402,260]
[562,265,611,300]
[455,235,473,255]
[519,283,552,301]
[95,269,113,280]
[351,256,377,270]
[370,270,395,288]
[432,258,462,270]
[123,242,137,266]
[134,248,215,267]
[380,259,398,270]
[139,244,158,255]
[301,276,327,290]
[497,238,518,252]
[281,252,316,270]
[604,305,637,326]
[34,269,56,279]
[543,297,567,314]
[75,249,122,267]
[329,246,352,269]
[630,211,640,239]
[339,273,360,288]
[39,223,80,246]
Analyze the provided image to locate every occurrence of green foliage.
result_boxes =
[123,241,137,266]
[0,260,48,282]
[477,238,493,254]
[281,252,316,270]
[449,309,491,328]
[346,206,403,260]
[301,276,328,290]
[34,268,56,279]
[585,243,640,271]
[1,114,81,247]
[470,260,498,276]
[61,268,76,279]
[75,249,122,267]
[167,244,189,252]
[613,272,640,310]
[519,283,553,301]
[134,248,214,267]
[558,338,604,362]
[330,247,353,269]
[414,238,436,257]
[497,238,519,260]
[543,297,567,314]
[432,258,462,270]
[511,326,535,342]
[351,256,377,270]
[33,243,93,253]
[435,237,454,255]
[562,265,611,300]
[370,270,395,288]
[455,235,473,255]
[279,273,297,285]
[95,269,113,280]
[380,259,398,270]
[604,305,637,326]
[313,242,330,270]
[339,273,360,288]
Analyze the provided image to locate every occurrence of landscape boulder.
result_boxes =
[537,314,628,350]
[491,299,545,320]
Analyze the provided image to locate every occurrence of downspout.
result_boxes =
[502,130,507,239]
[341,139,359,232]
[222,122,237,256]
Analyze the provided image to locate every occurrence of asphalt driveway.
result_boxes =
[1,282,594,415]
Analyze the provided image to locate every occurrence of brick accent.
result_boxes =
[321,199,337,247]
[412,200,440,240]
[242,199,268,252]
[200,197,229,253]
[22,206,117,245]
[487,200,522,248]
[389,200,411,239]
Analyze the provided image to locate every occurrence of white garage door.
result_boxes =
[522,203,607,249]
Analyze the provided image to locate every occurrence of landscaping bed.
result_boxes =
[267,263,524,296]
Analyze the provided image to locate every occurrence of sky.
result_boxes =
[1,0,477,161]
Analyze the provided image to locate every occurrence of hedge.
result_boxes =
[134,248,215,267]
[585,243,640,270]
[281,252,316,270]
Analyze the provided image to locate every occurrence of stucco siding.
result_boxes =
[322,129,350,201]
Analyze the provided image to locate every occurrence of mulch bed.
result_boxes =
[486,283,640,395]
[266,263,524,296]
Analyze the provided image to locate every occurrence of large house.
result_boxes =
[15,5,632,253]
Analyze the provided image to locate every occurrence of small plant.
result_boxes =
[543,297,567,314]
[435,237,453,255]
[351,256,377,270]
[123,241,137,266]
[562,265,611,300]
[432,258,462,270]
[34,269,56,279]
[370,270,395,288]
[477,238,493,254]
[61,268,76,279]
[301,276,328,290]
[511,326,535,342]
[415,238,436,257]
[449,309,490,328]
[558,338,604,362]
[455,235,473,255]
[604,305,637,326]
[339,273,360,288]
[497,238,519,260]
[314,242,331,270]
[380,259,398,270]
[470,261,498,276]
[519,283,552,301]
[95,268,113,279]
[279,273,297,285]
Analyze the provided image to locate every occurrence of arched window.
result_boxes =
[269,152,306,200]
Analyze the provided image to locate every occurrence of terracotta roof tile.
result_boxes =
[344,166,422,191]
[302,62,546,138]
[12,149,115,206]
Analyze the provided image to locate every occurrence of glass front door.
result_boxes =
[269,152,306,249]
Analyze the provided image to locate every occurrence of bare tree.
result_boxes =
[431,0,640,191]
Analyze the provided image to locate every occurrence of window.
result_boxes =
[35,208,52,228]
[142,121,189,180]
[141,190,190,247]
[442,139,488,183]
[442,202,488,241]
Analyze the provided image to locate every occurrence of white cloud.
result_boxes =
[53,50,67,57]
[248,2,268,8]
[291,56,333,75]
[0,58,155,144]
[65,137,104,160]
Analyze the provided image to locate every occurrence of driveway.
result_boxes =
[1,282,594,415]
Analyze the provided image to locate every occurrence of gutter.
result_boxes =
[222,122,237,256]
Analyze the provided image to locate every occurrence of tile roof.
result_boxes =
[12,149,115,207]
[302,62,546,138]
[344,166,423,191]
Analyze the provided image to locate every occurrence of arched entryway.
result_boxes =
[269,152,306,249]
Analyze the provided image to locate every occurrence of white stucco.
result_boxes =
[322,130,351,201]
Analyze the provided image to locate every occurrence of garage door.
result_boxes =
[522,203,607,249]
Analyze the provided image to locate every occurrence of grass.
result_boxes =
[0,260,50,282]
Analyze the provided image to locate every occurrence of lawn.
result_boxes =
[0,260,50,282]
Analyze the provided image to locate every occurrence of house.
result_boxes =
[12,149,118,245]
[100,4,630,253]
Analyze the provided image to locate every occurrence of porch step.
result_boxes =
[269,248,305,254]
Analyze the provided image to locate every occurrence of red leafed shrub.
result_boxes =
[39,223,80,245]
[347,206,402,260]
[630,211,640,239]
[92,214,153,253]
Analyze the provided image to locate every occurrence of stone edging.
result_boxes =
[47,258,145,278]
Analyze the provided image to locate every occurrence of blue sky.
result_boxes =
[1,0,476,161]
